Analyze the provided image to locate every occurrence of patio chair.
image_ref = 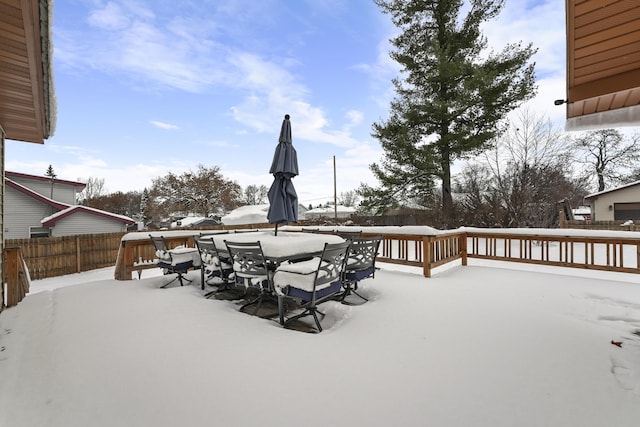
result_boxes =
[224,240,274,315]
[149,235,193,288]
[338,236,382,305]
[195,237,234,297]
[273,241,350,332]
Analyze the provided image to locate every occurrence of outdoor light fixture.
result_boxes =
[554,99,568,106]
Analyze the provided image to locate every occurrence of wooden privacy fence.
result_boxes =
[6,232,125,280]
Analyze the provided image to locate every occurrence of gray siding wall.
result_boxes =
[10,176,77,205]
[50,212,127,237]
[591,185,640,221]
[5,186,55,239]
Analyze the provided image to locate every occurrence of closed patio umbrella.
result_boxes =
[267,114,298,235]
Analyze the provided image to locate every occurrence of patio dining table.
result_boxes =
[202,231,345,265]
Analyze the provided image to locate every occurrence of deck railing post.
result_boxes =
[423,236,432,278]
[461,232,468,266]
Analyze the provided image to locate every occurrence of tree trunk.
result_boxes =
[441,152,453,223]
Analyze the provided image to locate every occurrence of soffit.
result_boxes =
[0,0,54,143]
[565,0,640,130]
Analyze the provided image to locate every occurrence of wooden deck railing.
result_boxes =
[465,230,640,274]
[115,228,640,280]
[2,226,639,312]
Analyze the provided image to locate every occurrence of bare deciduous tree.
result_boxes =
[339,190,359,207]
[456,108,588,228]
[244,184,269,205]
[571,129,640,192]
[77,177,106,204]
[148,165,244,220]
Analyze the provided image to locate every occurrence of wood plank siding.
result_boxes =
[566,0,640,129]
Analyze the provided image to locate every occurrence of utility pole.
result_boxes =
[333,155,337,220]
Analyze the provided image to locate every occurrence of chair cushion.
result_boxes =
[345,266,375,281]
[234,274,269,289]
[282,280,342,303]
[273,258,332,296]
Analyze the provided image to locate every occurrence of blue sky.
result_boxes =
[6,0,569,206]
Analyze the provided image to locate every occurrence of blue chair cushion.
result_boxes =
[345,266,375,282]
[281,280,343,304]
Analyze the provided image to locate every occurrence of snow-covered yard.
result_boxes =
[1,258,640,426]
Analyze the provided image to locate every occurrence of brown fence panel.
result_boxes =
[6,232,126,280]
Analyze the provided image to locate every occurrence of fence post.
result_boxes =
[76,235,81,273]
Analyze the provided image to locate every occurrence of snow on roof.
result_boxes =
[6,170,86,188]
[221,204,270,225]
[306,205,356,214]
[42,205,134,227]
[585,180,640,199]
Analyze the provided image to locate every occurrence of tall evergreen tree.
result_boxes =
[363,0,537,222]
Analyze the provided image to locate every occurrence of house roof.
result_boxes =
[5,177,68,210]
[6,170,86,189]
[6,177,134,226]
[584,180,640,199]
[42,205,134,227]
[0,0,56,143]
[564,0,640,130]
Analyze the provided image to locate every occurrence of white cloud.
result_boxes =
[87,2,131,31]
[150,120,179,130]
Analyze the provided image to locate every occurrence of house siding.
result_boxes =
[9,176,77,205]
[588,185,640,221]
[5,186,57,239]
[1,129,4,289]
[50,212,127,237]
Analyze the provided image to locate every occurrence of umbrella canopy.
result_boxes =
[267,114,299,229]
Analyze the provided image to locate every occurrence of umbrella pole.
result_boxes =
[275,223,278,236]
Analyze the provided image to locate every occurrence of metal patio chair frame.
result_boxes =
[149,235,193,288]
[338,236,382,305]
[224,240,274,315]
[274,241,350,332]
[195,237,234,298]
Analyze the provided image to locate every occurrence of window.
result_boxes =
[30,227,50,238]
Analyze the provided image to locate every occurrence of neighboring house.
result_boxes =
[584,181,640,221]
[564,0,640,130]
[170,216,221,228]
[5,172,134,239]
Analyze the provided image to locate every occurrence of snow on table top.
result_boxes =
[205,231,344,259]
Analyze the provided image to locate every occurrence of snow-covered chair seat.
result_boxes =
[149,235,194,288]
[338,236,382,305]
[273,241,350,332]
